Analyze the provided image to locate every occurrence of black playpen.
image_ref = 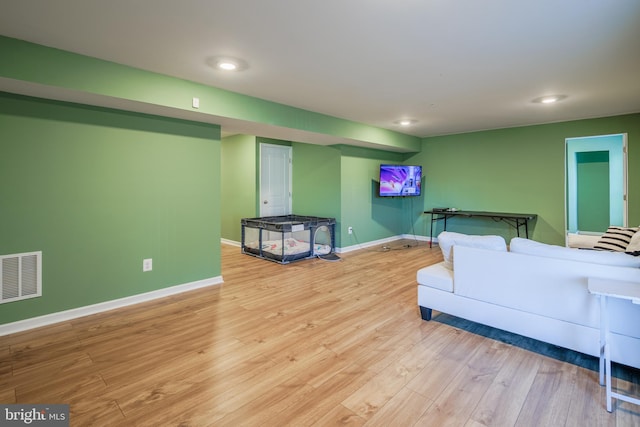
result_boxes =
[241,215,337,264]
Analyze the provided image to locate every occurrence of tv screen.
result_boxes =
[379,164,422,197]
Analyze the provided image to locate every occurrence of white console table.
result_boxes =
[588,277,640,412]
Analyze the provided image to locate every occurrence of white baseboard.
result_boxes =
[339,235,397,253]
[0,276,224,337]
[221,238,241,247]
[401,233,431,243]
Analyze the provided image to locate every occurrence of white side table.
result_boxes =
[588,277,640,412]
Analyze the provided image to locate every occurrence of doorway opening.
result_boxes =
[565,133,627,242]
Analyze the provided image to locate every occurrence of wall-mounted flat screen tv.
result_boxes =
[379,164,422,197]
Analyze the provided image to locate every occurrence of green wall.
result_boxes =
[576,151,609,231]
[221,134,258,241]
[292,144,341,222]
[220,138,343,244]
[219,115,640,252]
[220,138,415,248]
[410,113,640,245]
[339,146,413,246]
[0,92,221,325]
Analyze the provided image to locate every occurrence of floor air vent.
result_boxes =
[1,251,42,303]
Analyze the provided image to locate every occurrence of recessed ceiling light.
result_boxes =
[207,56,248,72]
[532,94,567,104]
[218,61,237,71]
[394,119,417,126]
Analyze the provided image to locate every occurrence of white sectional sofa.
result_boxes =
[417,232,640,369]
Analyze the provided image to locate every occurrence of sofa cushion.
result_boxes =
[593,226,638,252]
[416,262,453,292]
[566,233,601,249]
[510,237,640,268]
[438,231,507,270]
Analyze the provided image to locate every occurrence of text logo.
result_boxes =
[1,405,69,426]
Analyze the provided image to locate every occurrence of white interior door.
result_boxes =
[260,143,292,217]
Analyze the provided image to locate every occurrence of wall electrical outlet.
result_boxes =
[143,258,153,272]
[348,226,353,234]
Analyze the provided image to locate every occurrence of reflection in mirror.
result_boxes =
[565,134,627,243]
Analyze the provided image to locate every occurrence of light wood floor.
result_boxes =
[1,241,639,426]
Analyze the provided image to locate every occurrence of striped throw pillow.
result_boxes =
[626,230,640,255]
[594,226,639,252]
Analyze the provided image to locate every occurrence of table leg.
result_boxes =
[429,214,434,248]
[589,280,640,413]
[599,296,605,386]
[603,295,613,412]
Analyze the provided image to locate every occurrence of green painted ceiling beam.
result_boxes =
[0,36,420,153]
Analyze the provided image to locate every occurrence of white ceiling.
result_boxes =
[1,0,639,139]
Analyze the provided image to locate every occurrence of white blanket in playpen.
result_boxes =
[246,238,331,256]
